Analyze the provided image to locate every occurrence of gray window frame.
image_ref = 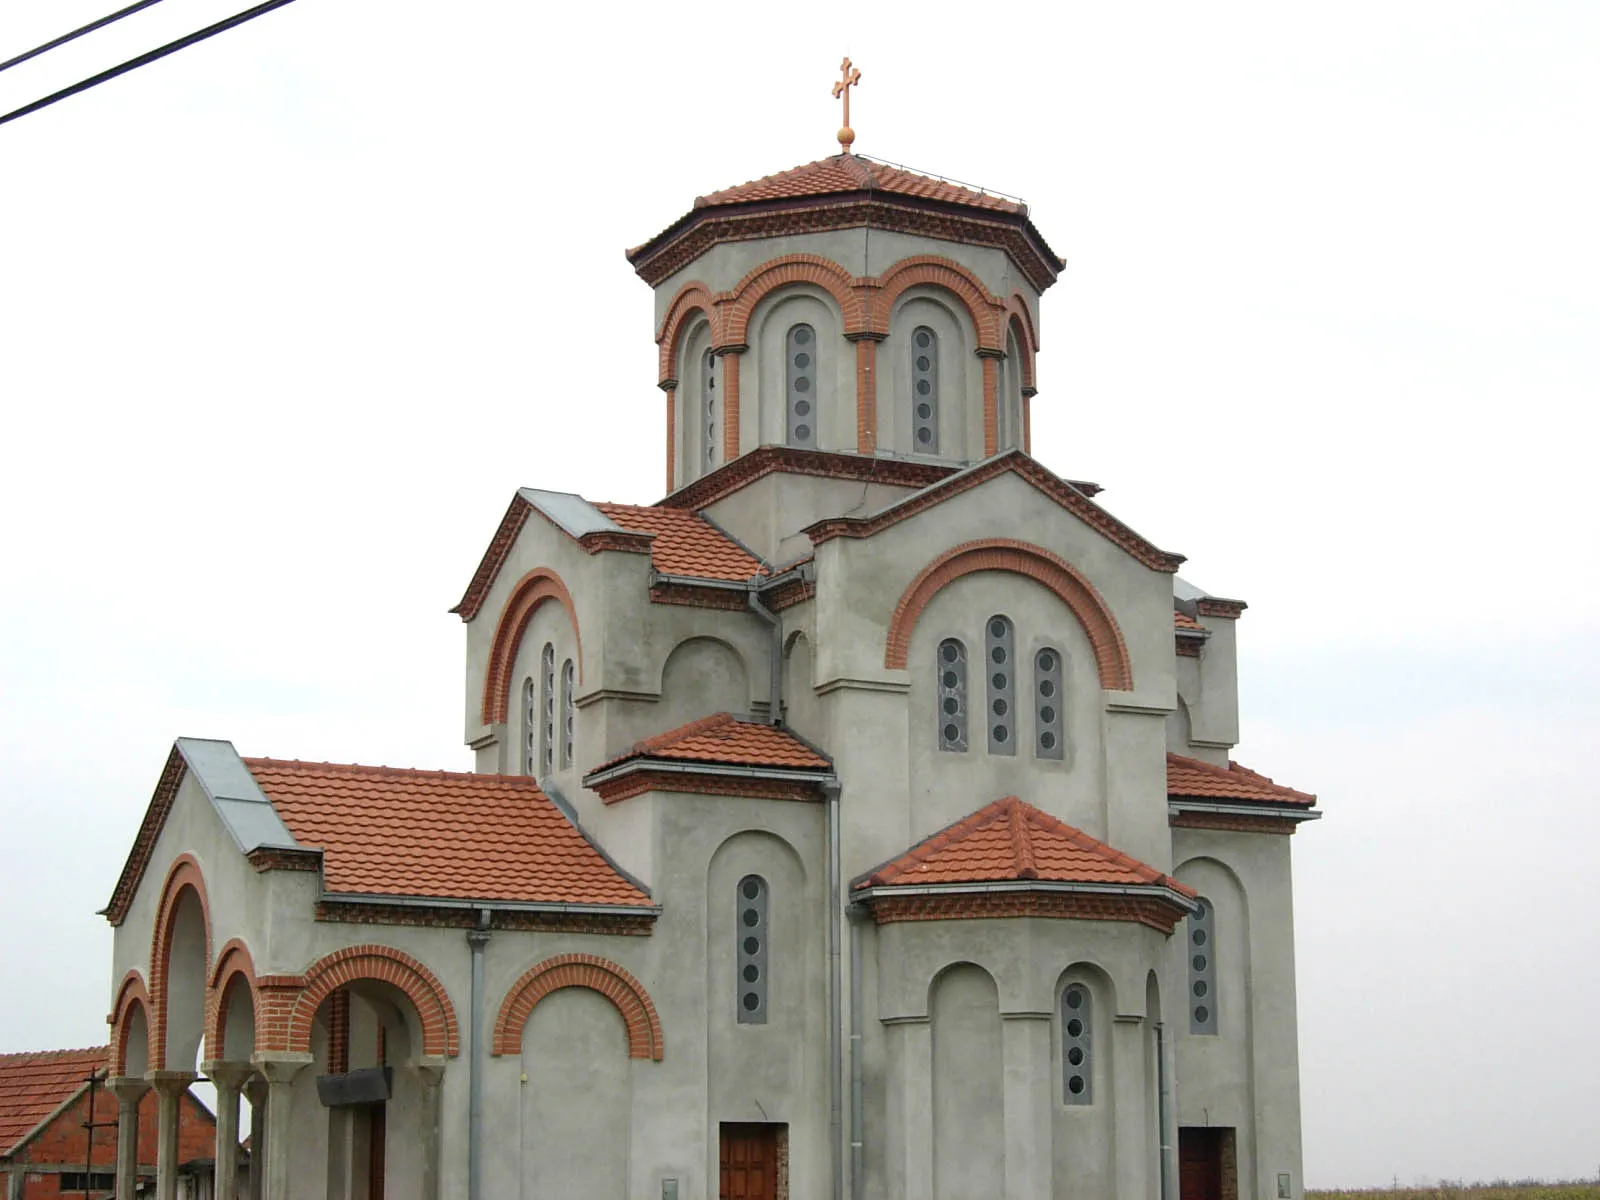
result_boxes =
[540,643,555,776]
[786,324,818,448]
[937,638,968,752]
[986,615,1016,755]
[560,658,575,769]
[522,676,538,776]
[910,325,939,453]
[1034,646,1064,760]
[1062,983,1093,1104]
[1188,898,1218,1034]
[736,874,770,1024]
[703,347,719,467]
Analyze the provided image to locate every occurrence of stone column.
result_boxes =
[252,1054,312,1200]
[107,1076,150,1200]
[1001,1013,1053,1200]
[1112,1015,1151,1200]
[203,1062,253,1200]
[415,1057,447,1200]
[243,1077,268,1200]
[147,1070,197,1200]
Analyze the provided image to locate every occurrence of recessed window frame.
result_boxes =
[1062,982,1093,1105]
[910,325,939,453]
[1034,646,1065,760]
[539,643,555,776]
[736,874,769,1024]
[985,615,1016,755]
[703,347,720,467]
[786,324,817,448]
[522,676,538,776]
[937,638,969,752]
[560,658,575,769]
[1188,898,1218,1034]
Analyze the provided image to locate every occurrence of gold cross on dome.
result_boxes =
[832,57,861,154]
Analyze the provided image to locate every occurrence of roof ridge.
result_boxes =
[243,758,544,784]
[865,799,1012,886]
[1010,799,1165,885]
[630,712,738,756]
[0,1046,108,1062]
[1007,798,1039,880]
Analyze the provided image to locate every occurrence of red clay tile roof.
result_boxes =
[0,1047,105,1155]
[594,713,831,775]
[695,154,1027,216]
[1173,609,1205,632]
[859,797,1195,895]
[1167,753,1316,807]
[593,504,766,582]
[244,760,651,907]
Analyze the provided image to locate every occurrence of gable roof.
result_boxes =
[0,1047,106,1157]
[804,450,1184,574]
[590,713,831,778]
[1167,753,1317,807]
[593,504,766,581]
[694,154,1028,216]
[244,758,653,909]
[858,796,1194,896]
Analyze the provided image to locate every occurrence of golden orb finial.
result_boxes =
[832,57,861,154]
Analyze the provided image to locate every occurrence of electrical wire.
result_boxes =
[0,0,299,129]
[0,0,167,75]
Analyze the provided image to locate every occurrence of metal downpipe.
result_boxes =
[849,905,866,1199]
[467,909,491,1200]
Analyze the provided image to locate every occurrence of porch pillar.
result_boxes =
[415,1057,447,1200]
[253,1054,312,1200]
[243,1076,268,1200]
[204,1062,253,1200]
[147,1070,196,1200]
[107,1076,149,1200]
[1001,1013,1053,1200]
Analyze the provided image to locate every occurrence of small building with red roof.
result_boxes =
[99,78,1320,1200]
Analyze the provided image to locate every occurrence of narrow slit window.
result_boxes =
[522,677,538,776]
[540,643,555,776]
[787,324,817,448]
[1062,984,1093,1104]
[1035,647,1064,759]
[736,875,769,1024]
[703,348,719,467]
[911,326,938,452]
[1189,899,1218,1034]
[937,639,968,752]
[560,659,575,769]
[986,615,1016,755]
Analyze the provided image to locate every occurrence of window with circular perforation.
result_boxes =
[703,348,719,466]
[736,875,769,1024]
[985,615,1016,755]
[937,638,968,752]
[786,324,817,448]
[1188,898,1218,1034]
[910,326,939,453]
[1034,646,1065,760]
[560,659,575,769]
[522,677,538,776]
[539,643,555,776]
[1062,983,1093,1104]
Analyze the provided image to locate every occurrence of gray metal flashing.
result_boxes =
[538,781,655,900]
[318,891,661,916]
[516,487,625,542]
[1169,800,1322,823]
[851,878,1199,912]
[584,757,835,789]
[174,737,303,855]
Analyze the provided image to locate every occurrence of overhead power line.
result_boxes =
[0,0,168,75]
[0,0,299,129]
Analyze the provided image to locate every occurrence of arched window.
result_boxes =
[986,616,1016,755]
[786,324,817,448]
[1034,647,1064,760]
[911,326,939,452]
[522,677,538,776]
[1188,899,1218,1034]
[937,639,968,752]
[540,643,555,776]
[702,348,720,467]
[560,659,575,769]
[1062,983,1093,1104]
[736,875,769,1024]
[995,353,1010,451]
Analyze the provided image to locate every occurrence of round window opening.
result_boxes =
[1193,954,1207,971]
[993,699,1008,717]
[1040,732,1057,750]
[1193,929,1207,946]
[742,909,759,927]
[794,352,811,368]
[742,879,761,899]
[1066,1018,1083,1037]
[992,672,1007,690]
[1038,651,1056,672]
[942,698,958,715]
[795,328,812,344]
[943,723,960,742]
[1041,705,1056,724]
[743,993,760,1012]
[1068,1076,1086,1095]
[1194,1005,1209,1023]
[1067,1047,1084,1066]
[916,355,931,371]
[743,965,760,983]
[796,424,812,440]
[915,331,931,348]
[794,377,811,393]
[743,937,759,955]
[1193,981,1208,998]
[993,726,1009,743]
[942,671,959,689]
[1066,989,1083,1009]
[916,379,931,395]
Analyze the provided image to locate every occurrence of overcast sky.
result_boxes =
[1,1,1595,1188]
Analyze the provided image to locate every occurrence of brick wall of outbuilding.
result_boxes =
[9,1087,216,1198]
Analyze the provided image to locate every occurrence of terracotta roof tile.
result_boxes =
[1173,609,1205,632]
[0,1047,105,1155]
[1167,753,1316,807]
[244,760,651,907]
[594,713,831,775]
[860,797,1195,895]
[593,504,766,582]
[695,154,1027,215]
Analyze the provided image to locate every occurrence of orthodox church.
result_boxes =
[99,65,1321,1200]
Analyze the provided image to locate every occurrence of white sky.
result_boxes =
[1,1,1595,1188]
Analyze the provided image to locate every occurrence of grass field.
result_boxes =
[1310,1185,1600,1200]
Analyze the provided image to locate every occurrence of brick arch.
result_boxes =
[1005,305,1036,392]
[718,253,866,346]
[204,939,258,1061]
[1005,293,1039,353]
[492,953,663,1061]
[884,538,1133,690]
[288,945,459,1059]
[148,854,212,1070]
[481,567,582,726]
[656,281,720,386]
[870,255,1004,350]
[109,970,150,1076]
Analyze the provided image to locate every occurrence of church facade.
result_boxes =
[101,138,1320,1200]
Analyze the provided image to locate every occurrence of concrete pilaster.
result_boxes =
[107,1076,149,1200]
[243,1077,268,1200]
[1112,1016,1151,1200]
[252,1054,311,1200]
[415,1057,447,1200]
[146,1070,196,1200]
[1001,1014,1053,1200]
[204,1062,253,1200]
[882,1018,932,1200]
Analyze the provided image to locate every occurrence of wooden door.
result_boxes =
[367,1104,386,1200]
[719,1123,780,1200]
[1179,1127,1224,1200]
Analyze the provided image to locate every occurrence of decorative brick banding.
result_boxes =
[717,254,865,346]
[204,939,257,1062]
[655,281,720,385]
[863,889,1189,933]
[109,970,150,1076]
[284,944,459,1059]
[884,539,1134,691]
[148,855,212,1071]
[868,255,1004,350]
[481,568,582,726]
[1170,811,1299,836]
[492,953,663,1061]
